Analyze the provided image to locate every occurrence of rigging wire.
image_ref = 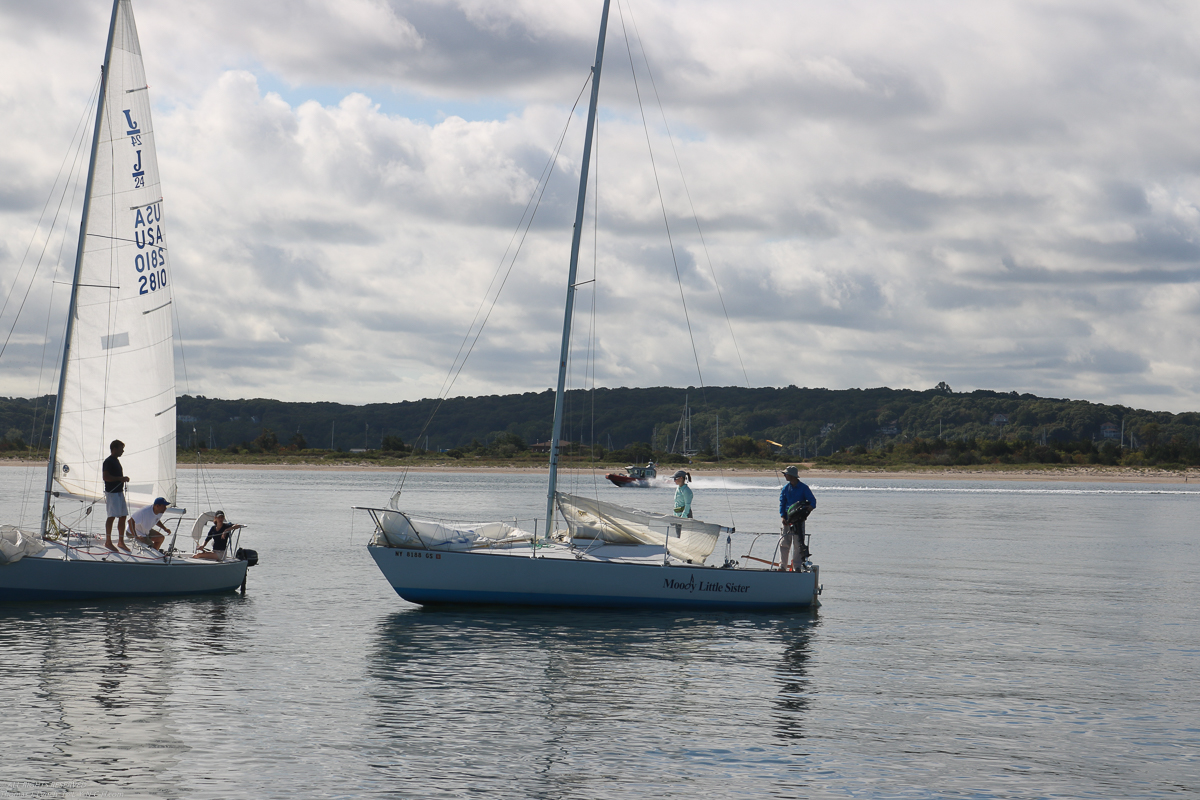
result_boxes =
[390,72,595,499]
[13,75,103,525]
[622,3,751,390]
[0,72,103,362]
[614,0,706,403]
[617,0,755,528]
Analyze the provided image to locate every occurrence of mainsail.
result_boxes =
[555,492,722,564]
[52,0,176,507]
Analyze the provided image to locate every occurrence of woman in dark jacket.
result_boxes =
[194,511,242,561]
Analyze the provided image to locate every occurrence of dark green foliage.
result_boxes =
[606,441,654,464]
[252,429,279,453]
[3,385,1199,466]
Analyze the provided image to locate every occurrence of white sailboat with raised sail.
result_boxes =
[358,0,819,611]
[0,0,252,601]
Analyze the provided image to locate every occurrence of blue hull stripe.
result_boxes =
[390,585,813,611]
[0,585,241,602]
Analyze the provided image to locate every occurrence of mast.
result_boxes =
[545,0,612,537]
[41,0,121,536]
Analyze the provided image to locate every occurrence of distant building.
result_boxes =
[879,420,899,436]
[178,415,197,423]
[1100,422,1120,440]
[529,441,555,453]
[349,448,368,453]
[820,423,835,436]
[990,413,1008,426]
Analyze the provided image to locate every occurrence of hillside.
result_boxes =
[3,384,1198,466]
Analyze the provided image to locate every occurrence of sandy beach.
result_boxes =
[3,458,1195,483]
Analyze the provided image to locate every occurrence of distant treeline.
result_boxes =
[2,383,1199,466]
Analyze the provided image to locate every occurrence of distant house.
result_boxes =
[820,423,835,436]
[878,420,899,436]
[990,413,1008,426]
[178,415,197,423]
[349,448,368,453]
[1100,422,1120,440]
[529,441,555,453]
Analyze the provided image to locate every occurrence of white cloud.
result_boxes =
[2,0,1200,411]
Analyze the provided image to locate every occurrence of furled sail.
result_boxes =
[53,0,176,507]
[555,493,723,563]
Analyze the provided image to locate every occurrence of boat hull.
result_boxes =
[0,555,248,602]
[369,546,819,610]
[605,474,649,487]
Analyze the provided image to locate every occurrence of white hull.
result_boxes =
[0,541,247,602]
[368,543,819,610]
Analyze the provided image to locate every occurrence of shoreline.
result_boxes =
[2,458,1195,483]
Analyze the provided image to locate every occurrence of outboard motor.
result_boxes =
[236,548,259,567]
[785,501,814,563]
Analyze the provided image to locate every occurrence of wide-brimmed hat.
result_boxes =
[781,466,800,479]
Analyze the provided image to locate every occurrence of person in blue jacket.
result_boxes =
[778,465,816,570]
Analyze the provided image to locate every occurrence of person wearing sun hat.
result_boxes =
[778,466,816,571]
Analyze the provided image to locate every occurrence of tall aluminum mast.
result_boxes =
[41,0,121,536]
[544,0,612,538]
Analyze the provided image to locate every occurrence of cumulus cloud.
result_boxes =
[2,0,1200,412]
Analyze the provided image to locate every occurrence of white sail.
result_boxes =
[556,492,722,564]
[53,0,176,507]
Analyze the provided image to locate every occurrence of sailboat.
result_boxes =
[359,0,819,610]
[0,0,253,601]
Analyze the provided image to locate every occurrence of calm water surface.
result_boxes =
[1,466,1198,799]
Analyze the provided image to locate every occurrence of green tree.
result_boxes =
[252,429,279,452]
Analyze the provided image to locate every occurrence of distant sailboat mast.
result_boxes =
[41,0,121,537]
[545,0,612,537]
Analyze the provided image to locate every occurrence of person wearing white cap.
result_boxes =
[128,497,171,550]
[778,466,816,571]
[671,470,693,518]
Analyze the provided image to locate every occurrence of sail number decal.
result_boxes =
[123,110,144,188]
[133,201,167,296]
[122,109,168,296]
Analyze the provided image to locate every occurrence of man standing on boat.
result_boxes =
[779,466,816,571]
[102,440,130,551]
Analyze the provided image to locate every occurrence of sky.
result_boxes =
[2,0,1200,413]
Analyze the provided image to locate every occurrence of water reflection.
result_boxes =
[771,615,818,742]
[365,607,820,800]
[3,596,251,799]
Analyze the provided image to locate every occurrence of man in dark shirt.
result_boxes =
[102,440,130,551]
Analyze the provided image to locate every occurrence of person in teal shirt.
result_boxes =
[672,470,693,518]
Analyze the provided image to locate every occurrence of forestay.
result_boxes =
[555,492,722,564]
[53,0,176,507]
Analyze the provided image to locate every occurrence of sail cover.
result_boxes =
[53,0,176,506]
[555,493,723,563]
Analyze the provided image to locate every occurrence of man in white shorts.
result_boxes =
[129,497,172,550]
[102,440,130,551]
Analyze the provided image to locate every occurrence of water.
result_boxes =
[2,466,1198,799]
